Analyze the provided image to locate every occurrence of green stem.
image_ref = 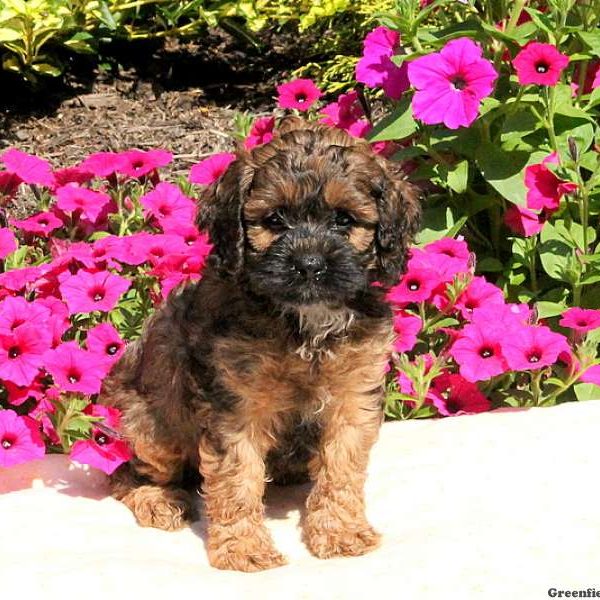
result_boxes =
[528,235,539,294]
[531,370,543,406]
[506,0,527,34]
[544,86,560,156]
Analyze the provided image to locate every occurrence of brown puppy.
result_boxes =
[99,119,421,572]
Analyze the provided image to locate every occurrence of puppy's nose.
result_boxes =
[293,254,327,280]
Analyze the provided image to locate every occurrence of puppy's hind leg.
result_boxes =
[110,439,197,532]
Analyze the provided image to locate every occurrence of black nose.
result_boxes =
[293,254,327,280]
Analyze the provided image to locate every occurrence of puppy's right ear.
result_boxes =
[196,155,254,278]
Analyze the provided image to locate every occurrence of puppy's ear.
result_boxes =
[197,155,253,277]
[373,160,422,287]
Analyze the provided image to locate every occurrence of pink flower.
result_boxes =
[386,267,441,307]
[52,165,94,189]
[141,182,197,229]
[513,42,569,86]
[0,296,51,334]
[471,302,532,331]
[87,323,125,363]
[78,152,128,178]
[4,379,44,407]
[36,296,70,346]
[321,90,365,130]
[120,149,172,178]
[502,325,569,371]
[450,322,508,382]
[431,373,491,416]
[70,405,132,475]
[44,341,109,394]
[408,37,498,129]
[55,185,112,223]
[580,365,600,386]
[244,117,276,149]
[10,211,64,237]
[392,311,422,352]
[126,232,188,266]
[525,153,577,211]
[0,171,22,199]
[454,276,505,320]
[150,251,206,298]
[559,308,600,333]
[59,269,130,314]
[0,410,45,467]
[419,237,471,278]
[276,79,323,111]
[572,59,600,95]
[0,324,51,386]
[1,148,55,187]
[189,152,236,185]
[0,227,17,259]
[0,265,46,294]
[356,26,410,100]
[504,204,547,236]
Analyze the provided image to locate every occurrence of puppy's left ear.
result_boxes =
[197,154,254,278]
[373,160,422,287]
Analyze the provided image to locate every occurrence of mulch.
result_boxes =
[0,27,317,180]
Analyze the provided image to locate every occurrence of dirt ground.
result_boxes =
[0,27,317,179]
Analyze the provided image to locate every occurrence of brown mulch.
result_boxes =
[0,27,317,179]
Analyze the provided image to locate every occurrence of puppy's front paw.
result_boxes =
[207,522,288,572]
[123,485,195,531]
[304,511,381,559]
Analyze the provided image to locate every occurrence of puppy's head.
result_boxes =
[198,119,421,308]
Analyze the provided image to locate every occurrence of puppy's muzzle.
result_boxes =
[292,253,328,282]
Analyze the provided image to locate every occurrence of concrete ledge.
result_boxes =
[2,402,600,599]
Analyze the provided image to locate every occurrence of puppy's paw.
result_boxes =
[207,522,288,572]
[124,485,195,531]
[304,512,381,559]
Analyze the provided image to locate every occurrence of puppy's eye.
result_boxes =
[263,210,286,231]
[333,210,355,228]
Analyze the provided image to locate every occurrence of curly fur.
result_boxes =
[99,118,421,572]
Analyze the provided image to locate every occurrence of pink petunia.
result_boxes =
[52,165,94,189]
[513,42,569,86]
[408,37,498,129]
[450,322,508,382]
[126,232,189,266]
[55,185,112,223]
[78,152,129,178]
[419,237,471,279]
[525,153,577,211]
[321,90,365,130]
[0,171,22,199]
[70,404,132,475]
[59,269,131,314]
[36,296,70,347]
[392,311,422,352]
[0,324,51,386]
[86,323,126,363]
[140,182,197,229]
[1,148,55,187]
[119,149,172,178]
[189,152,236,185]
[150,251,206,298]
[559,308,600,333]
[276,79,323,111]
[44,341,110,395]
[4,379,44,407]
[580,365,600,386]
[244,117,276,149]
[356,26,410,100]
[504,204,547,237]
[502,325,569,371]
[0,296,51,334]
[0,265,46,295]
[0,410,45,468]
[431,373,491,416]
[386,266,442,307]
[454,276,505,320]
[0,227,17,259]
[10,211,64,237]
[471,302,532,331]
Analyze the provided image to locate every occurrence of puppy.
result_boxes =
[99,118,421,572]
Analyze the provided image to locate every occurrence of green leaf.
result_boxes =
[446,160,469,194]
[476,143,546,205]
[476,257,503,272]
[0,27,20,42]
[31,62,61,76]
[535,301,566,318]
[416,205,458,244]
[578,30,600,58]
[574,383,600,401]
[368,97,417,143]
[538,221,579,283]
